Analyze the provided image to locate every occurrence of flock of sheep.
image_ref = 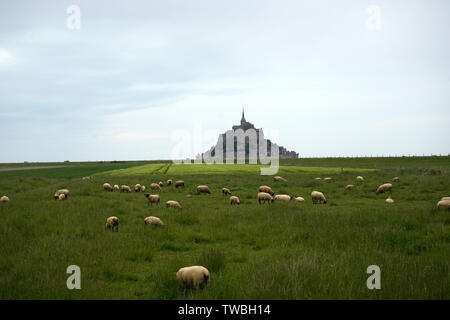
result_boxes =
[1,173,449,290]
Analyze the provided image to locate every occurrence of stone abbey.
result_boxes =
[200,109,298,162]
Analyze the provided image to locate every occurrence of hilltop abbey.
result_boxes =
[200,109,298,162]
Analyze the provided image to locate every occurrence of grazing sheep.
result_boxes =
[134,184,142,192]
[57,193,66,201]
[311,191,327,204]
[393,177,400,182]
[0,196,10,203]
[273,176,287,182]
[120,185,131,193]
[315,177,321,180]
[103,183,113,191]
[141,186,146,192]
[105,216,119,232]
[386,196,394,204]
[150,183,162,191]
[167,179,173,186]
[197,185,211,194]
[230,196,240,205]
[166,200,182,209]
[144,193,160,206]
[376,183,393,195]
[159,181,164,187]
[258,185,274,196]
[323,177,332,182]
[186,194,192,198]
[294,197,305,202]
[113,184,120,191]
[144,216,164,227]
[222,188,232,196]
[356,176,365,181]
[441,197,450,201]
[176,266,210,290]
[54,189,69,200]
[274,194,291,202]
[175,180,185,188]
[258,192,273,204]
[345,185,354,190]
[437,200,450,211]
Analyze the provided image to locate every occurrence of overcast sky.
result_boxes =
[0,0,449,162]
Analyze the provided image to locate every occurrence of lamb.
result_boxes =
[176,266,210,290]
[0,196,10,203]
[144,216,164,227]
[103,183,113,191]
[274,194,291,202]
[230,196,240,205]
[437,200,450,211]
[197,185,211,194]
[167,179,173,186]
[54,189,69,200]
[166,200,182,209]
[134,184,142,192]
[323,177,332,182]
[258,192,273,204]
[258,185,274,196]
[144,194,160,206]
[311,191,327,204]
[345,185,354,190]
[393,177,400,182]
[356,176,365,181]
[273,176,287,182]
[141,186,146,192]
[120,185,131,193]
[105,216,119,232]
[386,196,394,204]
[113,185,120,191]
[376,183,392,195]
[158,181,164,187]
[150,183,162,191]
[294,197,305,202]
[315,177,321,180]
[222,188,232,196]
[175,180,185,188]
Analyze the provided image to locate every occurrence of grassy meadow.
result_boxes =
[0,157,449,299]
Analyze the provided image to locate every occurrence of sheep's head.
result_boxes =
[144,193,150,198]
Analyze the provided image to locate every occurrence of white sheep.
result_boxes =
[386,196,394,204]
[145,194,160,206]
[273,176,287,182]
[356,176,364,181]
[167,179,173,186]
[120,185,131,193]
[144,216,164,227]
[323,177,332,182]
[103,183,113,191]
[150,183,162,191]
[0,196,10,203]
[274,194,291,202]
[230,196,240,205]
[440,197,450,201]
[54,189,69,200]
[258,192,273,204]
[158,181,164,187]
[376,183,393,195]
[141,185,146,192]
[437,200,450,211]
[294,197,304,202]
[311,191,327,204]
[345,185,354,190]
[175,180,185,188]
[166,200,182,209]
[315,177,321,180]
[134,184,142,192]
[176,266,210,290]
[222,188,232,196]
[197,185,211,194]
[113,184,120,191]
[105,216,119,232]
[393,177,400,182]
[258,185,274,196]
[57,193,66,201]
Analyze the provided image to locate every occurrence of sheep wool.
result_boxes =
[113,185,120,191]
[150,183,162,191]
[393,177,400,182]
[274,194,291,202]
[145,194,160,206]
[311,191,327,204]
[323,177,332,182]
[258,185,274,196]
[54,189,69,200]
[0,196,9,203]
[258,192,273,204]
[103,183,113,191]
[105,216,119,232]
[197,185,211,194]
[166,200,182,209]
[167,179,173,186]
[437,200,450,211]
[356,176,364,181]
[134,184,142,192]
[230,196,240,205]
[273,176,287,182]
[222,188,232,196]
[376,183,393,195]
[120,185,131,193]
[294,197,304,202]
[144,216,164,227]
[176,266,210,289]
[175,180,185,188]
[386,197,394,204]
[345,185,354,190]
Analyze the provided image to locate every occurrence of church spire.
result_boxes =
[241,107,246,123]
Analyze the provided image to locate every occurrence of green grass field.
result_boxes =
[0,157,449,299]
